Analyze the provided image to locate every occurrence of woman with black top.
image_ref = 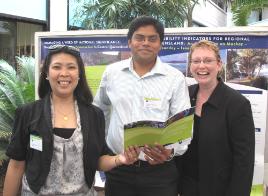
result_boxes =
[3,45,139,196]
[179,40,255,196]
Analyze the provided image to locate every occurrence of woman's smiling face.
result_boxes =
[190,47,222,88]
[46,52,79,98]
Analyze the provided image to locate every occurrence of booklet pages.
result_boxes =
[124,107,195,148]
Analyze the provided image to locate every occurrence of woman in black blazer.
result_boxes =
[3,45,139,195]
[179,40,255,196]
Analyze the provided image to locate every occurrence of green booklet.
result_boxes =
[124,107,195,148]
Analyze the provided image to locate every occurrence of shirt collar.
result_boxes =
[121,57,168,76]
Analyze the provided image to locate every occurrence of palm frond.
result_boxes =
[16,56,35,84]
[0,60,17,81]
[232,5,252,26]
[22,83,35,103]
[73,0,187,29]
[0,57,35,135]
[0,71,25,108]
[0,102,13,133]
[231,0,268,25]
[232,0,268,7]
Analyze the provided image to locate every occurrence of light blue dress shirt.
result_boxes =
[94,57,191,159]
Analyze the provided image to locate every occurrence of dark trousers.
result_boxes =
[180,176,199,196]
[105,160,178,196]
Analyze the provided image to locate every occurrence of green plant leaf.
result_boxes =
[0,57,35,137]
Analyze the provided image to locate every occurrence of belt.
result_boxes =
[132,160,150,167]
[132,160,173,168]
[116,160,175,170]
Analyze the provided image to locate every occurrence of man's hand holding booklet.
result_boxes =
[124,107,195,148]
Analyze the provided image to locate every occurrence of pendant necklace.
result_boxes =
[55,109,69,121]
[63,114,68,121]
[55,104,74,121]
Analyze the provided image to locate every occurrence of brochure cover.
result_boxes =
[124,107,195,148]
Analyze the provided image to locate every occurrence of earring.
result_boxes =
[46,77,49,80]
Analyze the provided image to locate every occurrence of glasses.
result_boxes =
[133,34,159,43]
[48,45,80,54]
[190,58,218,65]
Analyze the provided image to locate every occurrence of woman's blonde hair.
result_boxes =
[188,40,221,65]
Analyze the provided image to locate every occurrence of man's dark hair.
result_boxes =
[38,45,93,104]
[127,16,164,42]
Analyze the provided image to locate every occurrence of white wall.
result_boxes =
[262,8,268,20]
[0,0,46,21]
[248,10,260,24]
[193,0,227,27]
[49,0,68,31]
[248,8,268,24]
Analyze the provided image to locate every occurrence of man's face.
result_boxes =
[128,25,162,65]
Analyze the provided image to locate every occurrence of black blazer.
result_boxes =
[6,94,108,194]
[179,80,255,196]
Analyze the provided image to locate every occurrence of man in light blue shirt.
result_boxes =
[94,16,190,196]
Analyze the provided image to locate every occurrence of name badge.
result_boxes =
[30,134,42,151]
[144,97,161,109]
